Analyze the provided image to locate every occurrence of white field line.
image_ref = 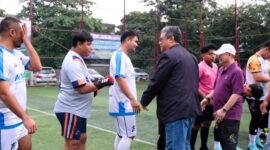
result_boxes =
[27,107,156,146]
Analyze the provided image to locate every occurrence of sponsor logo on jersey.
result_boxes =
[15,73,25,82]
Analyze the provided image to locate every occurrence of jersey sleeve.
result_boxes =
[198,64,204,79]
[248,55,261,73]
[16,50,31,69]
[66,57,87,89]
[0,50,8,81]
[114,51,126,78]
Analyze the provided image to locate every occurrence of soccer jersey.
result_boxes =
[198,61,218,95]
[54,50,93,118]
[0,45,30,129]
[109,50,137,116]
[246,53,270,100]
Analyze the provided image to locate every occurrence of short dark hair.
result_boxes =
[0,16,21,34]
[72,30,93,47]
[263,41,270,49]
[201,44,217,54]
[249,84,263,100]
[120,30,138,43]
[161,26,182,43]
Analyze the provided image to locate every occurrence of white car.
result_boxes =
[34,67,57,85]
[134,67,149,81]
[88,68,104,82]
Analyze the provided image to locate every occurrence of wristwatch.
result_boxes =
[222,107,228,113]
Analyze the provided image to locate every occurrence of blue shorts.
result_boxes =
[55,113,86,140]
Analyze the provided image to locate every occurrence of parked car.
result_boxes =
[88,68,104,82]
[34,67,57,85]
[134,67,149,81]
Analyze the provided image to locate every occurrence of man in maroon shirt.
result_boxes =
[201,43,245,150]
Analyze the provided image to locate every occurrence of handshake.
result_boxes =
[94,75,114,89]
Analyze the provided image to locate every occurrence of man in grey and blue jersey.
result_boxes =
[54,31,114,150]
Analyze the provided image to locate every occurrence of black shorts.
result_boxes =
[194,96,214,124]
[215,119,240,150]
[56,112,87,140]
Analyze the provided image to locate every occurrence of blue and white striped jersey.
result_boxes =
[109,50,137,116]
[0,45,30,129]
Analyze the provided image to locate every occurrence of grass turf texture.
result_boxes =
[27,82,254,149]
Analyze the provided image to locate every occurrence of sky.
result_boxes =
[0,0,257,25]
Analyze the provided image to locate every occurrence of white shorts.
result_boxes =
[0,123,28,150]
[112,115,137,138]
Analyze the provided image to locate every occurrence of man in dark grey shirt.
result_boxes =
[141,26,201,150]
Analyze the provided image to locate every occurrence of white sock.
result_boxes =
[214,141,221,149]
[257,128,263,137]
[249,134,256,145]
[114,135,121,150]
[117,137,132,150]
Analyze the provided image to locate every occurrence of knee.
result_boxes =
[80,134,87,144]
[201,121,212,128]
[18,144,32,150]
[192,124,201,129]
[65,139,80,150]
[18,135,32,150]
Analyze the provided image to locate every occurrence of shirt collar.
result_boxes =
[221,62,237,74]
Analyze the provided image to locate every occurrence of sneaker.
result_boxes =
[236,146,242,150]
[256,137,264,148]
[200,147,209,150]
[214,146,222,150]
[248,144,259,150]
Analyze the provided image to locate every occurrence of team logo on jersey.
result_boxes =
[11,142,16,150]
[131,125,135,132]
[14,63,18,68]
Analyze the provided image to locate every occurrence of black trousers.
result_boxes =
[157,121,166,150]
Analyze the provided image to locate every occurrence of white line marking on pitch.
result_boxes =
[28,107,156,146]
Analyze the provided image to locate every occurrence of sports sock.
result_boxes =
[114,135,121,150]
[213,141,221,150]
[257,128,263,137]
[201,127,209,149]
[117,137,132,150]
[190,128,199,150]
[249,134,256,145]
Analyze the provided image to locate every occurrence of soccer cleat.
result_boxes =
[248,144,259,150]
[256,137,264,148]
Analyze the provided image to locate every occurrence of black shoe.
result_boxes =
[200,147,209,150]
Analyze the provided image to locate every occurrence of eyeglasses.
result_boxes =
[159,37,167,42]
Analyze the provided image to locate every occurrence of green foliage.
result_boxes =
[141,0,270,65]
[18,0,107,68]
[0,8,5,16]
[120,11,157,69]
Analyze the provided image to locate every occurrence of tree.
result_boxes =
[18,0,108,68]
[119,11,157,69]
[143,0,270,64]
[0,9,5,16]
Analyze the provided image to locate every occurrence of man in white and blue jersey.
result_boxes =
[109,30,140,150]
[0,17,42,150]
[54,31,113,150]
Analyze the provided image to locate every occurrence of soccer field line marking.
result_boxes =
[27,107,156,146]
[29,114,49,118]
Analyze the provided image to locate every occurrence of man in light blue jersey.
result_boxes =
[109,30,141,150]
[0,16,42,150]
[54,31,114,150]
